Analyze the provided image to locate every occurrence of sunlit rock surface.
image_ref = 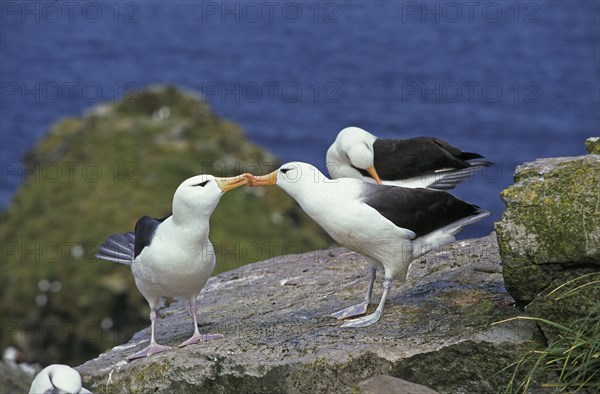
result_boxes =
[78,235,545,393]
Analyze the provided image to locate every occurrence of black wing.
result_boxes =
[361,183,481,237]
[134,215,169,258]
[362,137,486,181]
[96,232,135,265]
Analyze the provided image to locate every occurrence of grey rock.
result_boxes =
[356,375,439,394]
[78,235,545,393]
[495,154,600,340]
[0,361,38,394]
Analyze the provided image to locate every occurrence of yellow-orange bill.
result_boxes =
[249,170,278,186]
[367,166,383,185]
[215,173,252,192]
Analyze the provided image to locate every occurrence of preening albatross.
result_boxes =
[326,126,492,190]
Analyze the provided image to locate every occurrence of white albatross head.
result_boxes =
[326,127,382,184]
[172,173,251,219]
[248,161,336,198]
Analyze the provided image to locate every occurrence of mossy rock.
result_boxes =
[585,137,600,154]
[0,85,330,366]
[495,154,600,339]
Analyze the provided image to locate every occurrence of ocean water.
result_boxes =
[1,1,599,238]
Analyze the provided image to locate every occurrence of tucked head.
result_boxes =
[30,364,86,394]
[327,127,382,184]
[50,365,84,393]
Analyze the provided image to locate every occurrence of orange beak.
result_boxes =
[249,170,278,186]
[367,166,383,185]
[215,173,253,192]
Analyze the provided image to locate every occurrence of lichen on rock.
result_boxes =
[495,151,600,341]
[585,136,600,154]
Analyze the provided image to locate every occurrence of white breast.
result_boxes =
[132,219,216,300]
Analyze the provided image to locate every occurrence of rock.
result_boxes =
[495,154,600,340]
[0,86,329,366]
[356,375,439,393]
[0,361,38,394]
[585,137,600,154]
[77,235,547,393]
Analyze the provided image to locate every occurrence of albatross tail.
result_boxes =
[412,210,490,258]
[428,160,493,191]
[95,232,135,265]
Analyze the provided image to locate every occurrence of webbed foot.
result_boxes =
[127,343,171,361]
[178,333,224,348]
[340,310,382,328]
[329,301,369,319]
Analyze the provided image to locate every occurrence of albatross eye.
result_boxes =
[192,180,209,187]
[281,168,293,175]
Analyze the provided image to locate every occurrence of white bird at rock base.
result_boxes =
[29,364,91,394]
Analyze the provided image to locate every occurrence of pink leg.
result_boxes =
[330,266,376,319]
[179,298,223,348]
[128,309,171,361]
[341,278,393,328]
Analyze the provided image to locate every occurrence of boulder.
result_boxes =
[495,154,600,340]
[585,137,600,154]
[77,235,546,393]
[0,361,37,394]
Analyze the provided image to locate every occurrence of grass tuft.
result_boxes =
[495,275,600,393]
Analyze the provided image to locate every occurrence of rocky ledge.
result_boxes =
[78,235,545,393]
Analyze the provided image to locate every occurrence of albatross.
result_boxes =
[96,174,249,360]
[326,126,492,190]
[251,162,489,327]
[29,364,91,394]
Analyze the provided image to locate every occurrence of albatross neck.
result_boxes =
[171,198,220,227]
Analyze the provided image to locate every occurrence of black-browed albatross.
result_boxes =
[251,162,489,327]
[96,174,250,360]
[326,126,492,190]
[29,364,91,394]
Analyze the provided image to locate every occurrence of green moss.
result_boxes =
[585,137,600,154]
[497,259,555,303]
[496,156,600,303]
[499,159,600,265]
[130,360,173,389]
[496,154,600,343]
[0,86,330,366]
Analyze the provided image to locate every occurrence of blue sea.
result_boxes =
[1,1,599,238]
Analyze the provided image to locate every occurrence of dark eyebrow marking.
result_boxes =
[192,180,209,187]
